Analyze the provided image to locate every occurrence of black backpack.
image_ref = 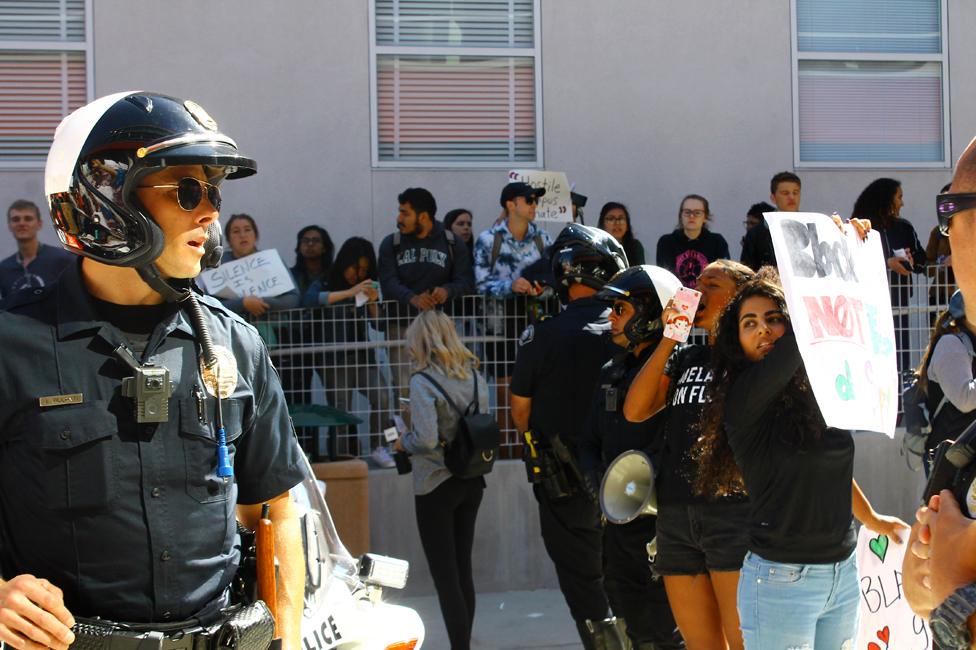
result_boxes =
[902,331,974,468]
[415,371,500,478]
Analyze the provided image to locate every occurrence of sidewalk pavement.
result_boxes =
[389,589,583,650]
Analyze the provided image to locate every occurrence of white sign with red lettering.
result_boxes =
[766,212,898,436]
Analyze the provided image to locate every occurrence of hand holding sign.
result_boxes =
[766,212,898,435]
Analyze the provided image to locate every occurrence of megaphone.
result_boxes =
[599,450,657,524]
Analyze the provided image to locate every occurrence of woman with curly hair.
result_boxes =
[622,259,755,650]
[693,272,908,649]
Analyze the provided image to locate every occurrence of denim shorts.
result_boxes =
[737,550,859,650]
[653,500,751,575]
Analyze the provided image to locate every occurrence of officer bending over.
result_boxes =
[0,93,306,650]
[510,224,628,649]
[580,265,685,649]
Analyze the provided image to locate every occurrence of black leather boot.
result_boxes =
[576,617,629,650]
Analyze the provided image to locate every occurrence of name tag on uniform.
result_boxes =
[38,393,83,408]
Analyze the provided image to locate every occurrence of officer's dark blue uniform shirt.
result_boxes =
[510,296,616,447]
[579,343,666,477]
[0,260,306,623]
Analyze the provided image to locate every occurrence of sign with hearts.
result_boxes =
[855,526,930,649]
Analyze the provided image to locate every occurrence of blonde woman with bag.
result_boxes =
[394,310,489,650]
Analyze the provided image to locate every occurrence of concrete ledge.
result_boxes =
[367,432,926,597]
[367,460,558,597]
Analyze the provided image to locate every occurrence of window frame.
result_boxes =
[368,0,544,169]
[0,0,93,170]
[790,0,950,170]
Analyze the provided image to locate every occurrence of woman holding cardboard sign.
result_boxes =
[218,212,299,316]
[694,267,909,650]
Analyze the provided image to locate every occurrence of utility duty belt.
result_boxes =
[522,430,584,500]
[71,601,276,650]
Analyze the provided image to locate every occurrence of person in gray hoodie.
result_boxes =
[378,187,473,315]
[394,310,489,650]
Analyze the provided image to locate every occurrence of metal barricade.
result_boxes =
[252,294,558,461]
[249,263,957,461]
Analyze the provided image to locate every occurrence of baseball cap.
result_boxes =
[500,181,546,207]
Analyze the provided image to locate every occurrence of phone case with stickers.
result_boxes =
[663,287,701,343]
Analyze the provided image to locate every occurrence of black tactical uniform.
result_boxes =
[510,223,630,649]
[511,296,616,622]
[0,261,306,622]
[580,346,683,649]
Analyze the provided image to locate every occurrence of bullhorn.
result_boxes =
[599,450,657,524]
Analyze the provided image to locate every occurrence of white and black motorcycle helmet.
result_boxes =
[44,91,256,290]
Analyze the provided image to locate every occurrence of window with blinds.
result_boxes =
[371,0,541,167]
[0,0,90,167]
[792,0,948,167]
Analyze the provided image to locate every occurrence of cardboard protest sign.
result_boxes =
[856,525,931,650]
[767,212,898,436]
[507,170,572,223]
[198,249,296,300]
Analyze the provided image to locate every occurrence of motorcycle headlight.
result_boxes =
[359,553,409,590]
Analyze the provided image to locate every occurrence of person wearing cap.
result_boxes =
[579,264,684,649]
[473,182,551,298]
[0,93,306,650]
[510,224,628,649]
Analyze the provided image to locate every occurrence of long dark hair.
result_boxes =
[327,237,377,292]
[292,225,335,272]
[693,273,823,497]
[598,202,636,245]
[852,178,901,229]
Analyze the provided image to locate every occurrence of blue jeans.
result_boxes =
[737,551,859,650]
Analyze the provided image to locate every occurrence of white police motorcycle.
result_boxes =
[292,458,424,650]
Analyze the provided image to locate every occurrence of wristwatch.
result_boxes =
[930,583,976,650]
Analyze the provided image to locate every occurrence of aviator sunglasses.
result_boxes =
[139,177,222,212]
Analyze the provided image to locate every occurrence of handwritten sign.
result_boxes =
[767,212,898,436]
[198,249,296,300]
[856,526,931,650]
[507,170,572,223]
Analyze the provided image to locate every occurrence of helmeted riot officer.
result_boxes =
[0,92,306,650]
[580,265,686,649]
[510,224,628,649]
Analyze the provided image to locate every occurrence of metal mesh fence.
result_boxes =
[251,264,956,462]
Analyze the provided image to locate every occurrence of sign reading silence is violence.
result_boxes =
[767,212,899,437]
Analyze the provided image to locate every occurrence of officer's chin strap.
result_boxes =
[134,223,233,478]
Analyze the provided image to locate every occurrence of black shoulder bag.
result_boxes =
[416,371,500,478]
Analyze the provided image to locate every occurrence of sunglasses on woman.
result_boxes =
[139,177,222,212]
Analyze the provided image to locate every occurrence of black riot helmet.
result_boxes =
[44,91,256,300]
[550,224,628,303]
[596,265,682,346]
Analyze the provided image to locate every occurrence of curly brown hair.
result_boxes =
[692,272,823,497]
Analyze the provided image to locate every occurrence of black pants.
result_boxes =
[604,518,684,648]
[415,476,485,650]
[533,485,610,623]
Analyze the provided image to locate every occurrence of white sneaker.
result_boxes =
[371,445,396,469]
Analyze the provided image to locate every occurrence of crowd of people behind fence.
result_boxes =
[2,160,975,649]
[0,169,958,465]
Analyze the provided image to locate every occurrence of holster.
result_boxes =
[523,431,578,500]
